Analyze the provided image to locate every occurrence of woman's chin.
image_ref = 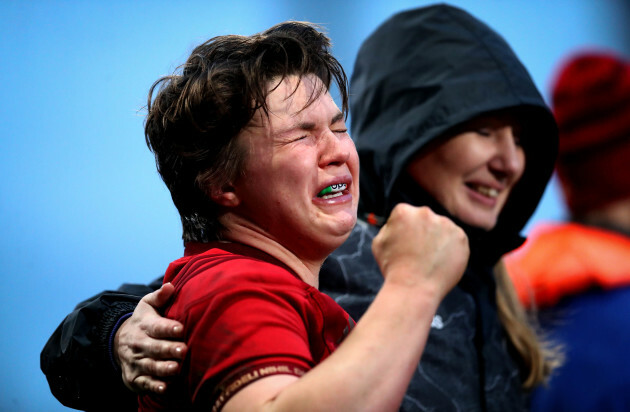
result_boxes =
[460,214,498,231]
[334,212,358,235]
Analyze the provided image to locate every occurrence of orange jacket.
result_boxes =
[504,223,630,308]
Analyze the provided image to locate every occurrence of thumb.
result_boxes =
[144,282,176,309]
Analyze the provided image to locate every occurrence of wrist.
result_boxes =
[109,312,133,372]
[97,301,137,373]
[381,277,443,313]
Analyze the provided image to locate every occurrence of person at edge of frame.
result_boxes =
[505,50,630,412]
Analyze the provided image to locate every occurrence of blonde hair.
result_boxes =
[494,260,564,388]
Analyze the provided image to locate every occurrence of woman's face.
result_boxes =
[406,112,526,231]
[231,74,359,260]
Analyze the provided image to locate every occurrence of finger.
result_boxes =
[147,317,186,340]
[140,336,187,360]
[143,282,176,308]
[136,358,183,378]
[133,375,168,395]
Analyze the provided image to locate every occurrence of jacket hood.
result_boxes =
[350,4,558,260]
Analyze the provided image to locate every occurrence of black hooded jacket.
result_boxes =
[320,4,558,411]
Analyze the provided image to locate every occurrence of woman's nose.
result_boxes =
[319,130,350,167]
[491,127,525,177]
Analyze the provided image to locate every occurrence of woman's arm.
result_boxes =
[41,277,187,410]
[224,205,469,412]
[115,283,188,393]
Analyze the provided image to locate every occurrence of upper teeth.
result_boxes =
[330,183,346,192]
[319,183,347,198]
[475,185,499,198]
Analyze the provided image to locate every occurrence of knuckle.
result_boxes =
[151,320,175,338]
[159,342,172,357]
[140,378,151,391]
[147,322,161,337]
[144,289,159,302]
[393,203,411,218]
[158,360,178,377]
[139,358,158,375]
[418,205,432,218]
[152,340,167,356]
[129,340,144,353]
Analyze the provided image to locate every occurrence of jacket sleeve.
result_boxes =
[40,277,163,411]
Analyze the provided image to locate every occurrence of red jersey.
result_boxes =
[139,242,354,411]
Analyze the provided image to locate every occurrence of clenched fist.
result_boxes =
[372,204,469,301]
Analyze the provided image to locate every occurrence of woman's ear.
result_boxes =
[209,184,240,207]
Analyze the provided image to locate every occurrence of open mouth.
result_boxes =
[317,183,348,199]
[467,183,499,198]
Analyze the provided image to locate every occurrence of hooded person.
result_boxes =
[319,4,559,411]
[41,4,560,412]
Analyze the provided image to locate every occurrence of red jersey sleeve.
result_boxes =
[160,247,350,411]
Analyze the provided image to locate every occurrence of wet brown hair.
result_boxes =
[145,21,348,242]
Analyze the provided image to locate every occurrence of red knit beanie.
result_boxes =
[551,51,630,217]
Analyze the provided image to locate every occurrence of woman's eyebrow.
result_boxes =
[293,110,344,132]
[331,111,344,125]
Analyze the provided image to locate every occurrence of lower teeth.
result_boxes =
[322,192,344,199]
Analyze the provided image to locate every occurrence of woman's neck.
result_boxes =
[219,213,325,288]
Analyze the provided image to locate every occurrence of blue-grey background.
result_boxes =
[1,1,629,410]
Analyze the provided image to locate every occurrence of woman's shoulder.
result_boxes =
[165,243,307,306]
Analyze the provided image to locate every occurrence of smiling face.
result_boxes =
[406,111,526,231]
[228,74,359,261]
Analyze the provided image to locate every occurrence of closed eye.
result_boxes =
[476,128,491,137]
[288,134,309,143]
[330,111,348,135]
